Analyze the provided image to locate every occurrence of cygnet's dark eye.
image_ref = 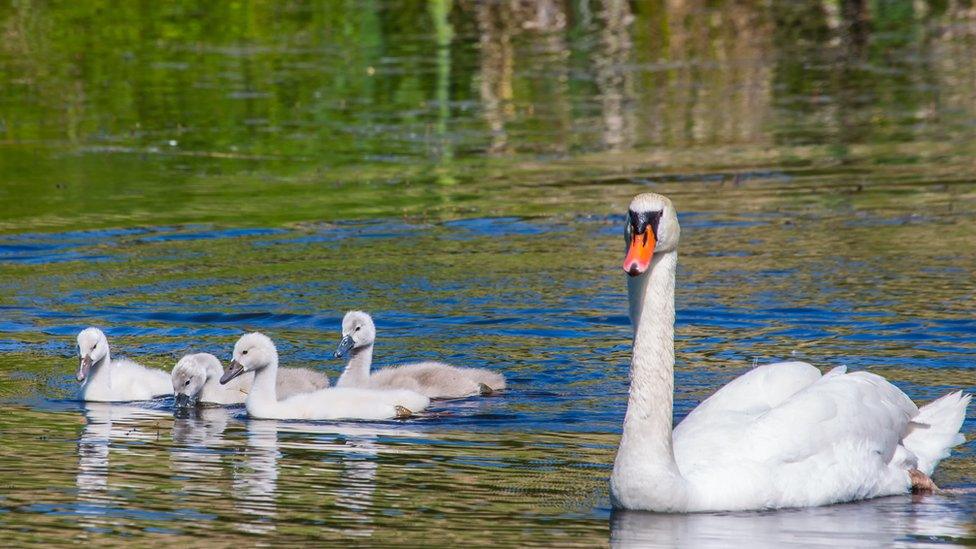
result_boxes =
[242,349,248,355]
[92,343,97,349]
[355,326,361,332]
[184,380,191,386]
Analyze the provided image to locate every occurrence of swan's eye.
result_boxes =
[242,350,248,355]
[92,343,97,349]
[184,380,191,386]
[355,326,361,332]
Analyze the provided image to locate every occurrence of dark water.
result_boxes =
[1,1,976,546]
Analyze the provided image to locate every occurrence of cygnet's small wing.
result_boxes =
[274,387,429,420]
[276,366,331,399]
[370,361,505,399]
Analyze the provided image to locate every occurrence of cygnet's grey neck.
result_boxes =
[88,353,112,386]
[249,360,279,404]
[338,344,373,387]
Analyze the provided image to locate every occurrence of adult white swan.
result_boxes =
[611,193,970,512]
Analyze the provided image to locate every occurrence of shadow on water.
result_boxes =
[0,0,975,545]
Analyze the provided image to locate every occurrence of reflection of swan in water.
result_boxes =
[75,403,171,529]
[610,495,973,548]
[229,420,429,536]
[172,405,231,445]
[232,419,280,535]
[333,435,378,538]
[170,406,232,485]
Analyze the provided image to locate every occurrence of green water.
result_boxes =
[1,1,975,546]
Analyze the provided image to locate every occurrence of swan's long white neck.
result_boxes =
[248,357,280,412]
[338,345,373,387]
[86,348,112,390]
[611,250,690,509]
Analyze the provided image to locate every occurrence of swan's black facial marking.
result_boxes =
[628,209,662,240]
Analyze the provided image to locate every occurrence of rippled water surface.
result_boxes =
[1,1,976,546]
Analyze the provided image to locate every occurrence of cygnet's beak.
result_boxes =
[174,393,195,408]
[333,335,354,359]
[77,355,93,382]
[220,359,246,385]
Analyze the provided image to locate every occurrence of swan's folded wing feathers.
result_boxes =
[675,361,821,438]
[673,372,919,508]
[748,371,917,468]
[676,368,919,492]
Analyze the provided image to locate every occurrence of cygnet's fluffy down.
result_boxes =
[276,366,331,397]
[220,332,429,421]
[76,327,172,402]
[333,311,505,399]
[172,352,330,407]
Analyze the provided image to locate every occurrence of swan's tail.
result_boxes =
[902,391,971,475]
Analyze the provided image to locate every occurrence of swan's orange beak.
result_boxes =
[623,230,655,276]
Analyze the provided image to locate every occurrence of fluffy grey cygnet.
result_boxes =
[333,311,506,399]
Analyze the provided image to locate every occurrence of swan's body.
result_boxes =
[610,193,970,513]
[76,327,171,402]
[221,332,429,420]
[333,311,505,399]
[172,353,330,406]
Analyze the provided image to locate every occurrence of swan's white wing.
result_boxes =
[672,362,824,480]
[748,371,918,466]
[674,361,823,441]
[675,369,921,509]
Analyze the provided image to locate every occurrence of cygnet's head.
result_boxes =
[76,327,109,382]
[172,353,223,407]
[220,332,277,385]
[623,193,681,276]
[333,311,376,359]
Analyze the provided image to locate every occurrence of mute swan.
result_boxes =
[220,332,430,420]
[76,327,172,402]
[172,352,330,407]
[333,311,506,399]
[611,193,970,512]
